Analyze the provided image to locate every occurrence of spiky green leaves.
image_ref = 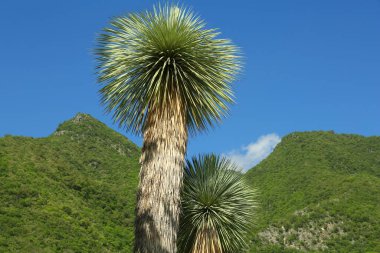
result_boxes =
[95,5,240,135]
[178,154,257,253]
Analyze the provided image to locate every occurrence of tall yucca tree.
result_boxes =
[179,154,257,253]
[95,4,240,252]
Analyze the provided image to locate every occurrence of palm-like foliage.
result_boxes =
[95,4,240,134]
[179,154,257,253]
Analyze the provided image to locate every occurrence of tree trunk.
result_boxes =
[192,227,222,253]
[134,100,187,253]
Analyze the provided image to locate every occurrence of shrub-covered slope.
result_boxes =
[1,115,379,252]
[245,131,380,252]
[0,113,140,252]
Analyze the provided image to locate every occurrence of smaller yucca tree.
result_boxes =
[179,154,257,253]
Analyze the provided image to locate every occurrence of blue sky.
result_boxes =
[0,0,379,169]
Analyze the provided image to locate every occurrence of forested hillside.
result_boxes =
[0,114,140,252]
[1,115,379,252]
[246,131,380,252]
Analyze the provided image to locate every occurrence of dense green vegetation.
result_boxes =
[1,115,379,252]
[0,114,140,252]
[246,131,380,252]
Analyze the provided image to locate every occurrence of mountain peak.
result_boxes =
[53,113,106,136]
[52,113,139,153]
[71,113,94,123]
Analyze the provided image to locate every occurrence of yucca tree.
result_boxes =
[179,154,257,253]
[95,4,240,253]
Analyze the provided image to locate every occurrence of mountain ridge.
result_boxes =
[245,130,380,252]
[1,114,379,252]
[0,113,140,252]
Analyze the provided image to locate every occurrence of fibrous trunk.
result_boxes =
[191,227,222,253]
[134,99,187,253]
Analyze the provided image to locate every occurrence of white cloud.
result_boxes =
[225,133,281,172]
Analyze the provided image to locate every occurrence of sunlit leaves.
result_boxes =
[95,4,241,135]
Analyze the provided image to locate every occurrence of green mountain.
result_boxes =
[1,114,379,252]
[0,114,140,252]
[246,131,380,252]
